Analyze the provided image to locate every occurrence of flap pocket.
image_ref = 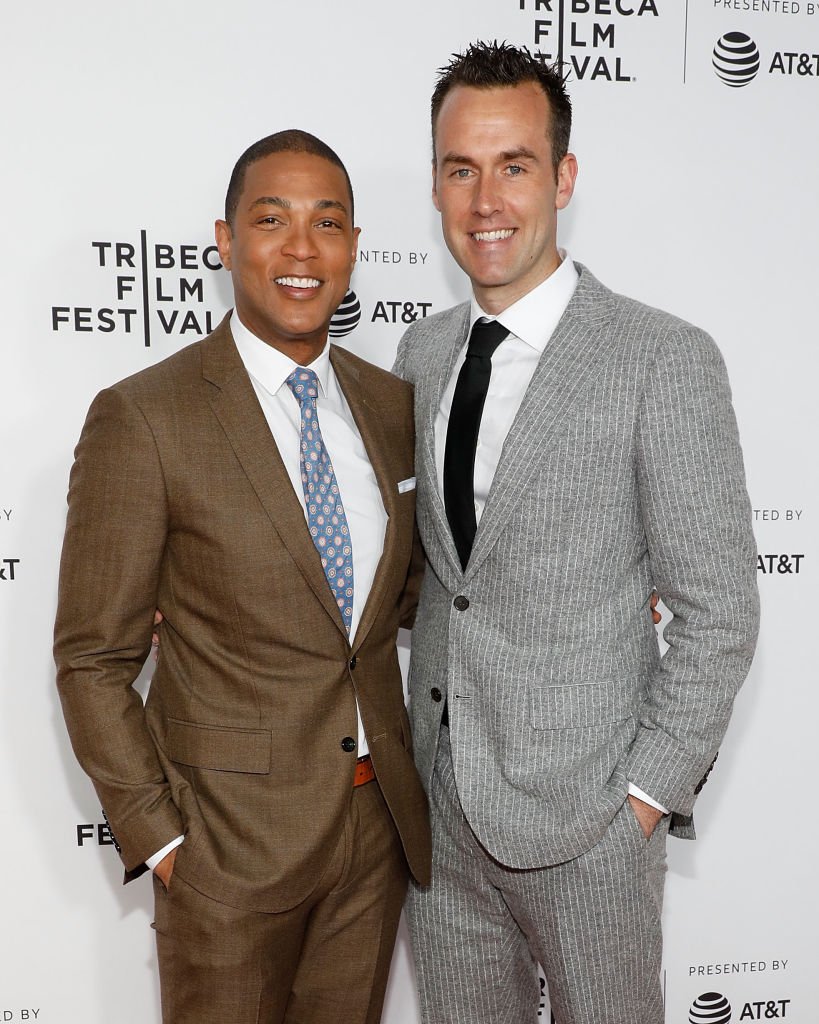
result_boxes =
[166,718,271,774]
[529,679,634,730]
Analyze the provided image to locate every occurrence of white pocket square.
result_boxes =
[397,477,416,494]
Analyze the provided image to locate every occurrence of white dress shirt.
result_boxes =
[434,253,667,817]
[147,312,388,871]
[434,251,579,520]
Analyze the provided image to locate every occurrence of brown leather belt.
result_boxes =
[354,754,375,787]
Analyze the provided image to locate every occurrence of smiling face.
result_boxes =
[432,82,577,315]
[215,150,359,364]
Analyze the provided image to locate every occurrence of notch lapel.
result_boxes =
[200,321,348,639]
[465,268,617,579]
[329,347,400,653]
[414,303,471,578]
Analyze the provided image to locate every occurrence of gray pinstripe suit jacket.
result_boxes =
[394,264,759,869]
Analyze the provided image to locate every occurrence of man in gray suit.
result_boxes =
[393,41,759,1024]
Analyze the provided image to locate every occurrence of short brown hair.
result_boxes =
[431,41,572,176]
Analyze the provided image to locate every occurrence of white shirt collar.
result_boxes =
[469,250,579,353]
[230,309,332,398]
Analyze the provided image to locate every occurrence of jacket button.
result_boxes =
[349,655,357,670]
[453,595,470,611]
[431,687,442,703]
[341,737,356,753]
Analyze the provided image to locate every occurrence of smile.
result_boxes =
[471,229,515,242]
[274,276,322,288]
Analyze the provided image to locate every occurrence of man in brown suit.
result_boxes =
[54,130,430,1024]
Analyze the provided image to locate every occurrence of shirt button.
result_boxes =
[349,656,357,670]
[453,596,470,611]
[341,737,356,753]
[431,687,442,703]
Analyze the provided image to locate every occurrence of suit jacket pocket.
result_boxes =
[166,718,271,774]
[529,678,635,730]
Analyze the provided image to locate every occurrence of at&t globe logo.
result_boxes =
[690,991,732,1024]
[329,290,361,338]
[713,33,761,88]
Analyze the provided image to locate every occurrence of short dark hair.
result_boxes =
[224,129,354,226]
[431,41,572,176]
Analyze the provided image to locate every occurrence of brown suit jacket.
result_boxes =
[54,316,431,913]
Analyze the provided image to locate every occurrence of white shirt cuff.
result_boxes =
[145,835,184,871]
[627,783,669,815]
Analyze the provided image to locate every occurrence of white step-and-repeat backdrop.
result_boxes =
[1,2,816,1021]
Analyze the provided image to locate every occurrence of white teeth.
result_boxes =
[275,276,321,288]
[473,229,515,242]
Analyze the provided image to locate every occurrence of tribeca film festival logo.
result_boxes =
[537,975,556,1022]
[713,30,819,86]
[689,992,792,1021]
[514,0,660,83]
[76,819,116,848]
[51,232,224,346]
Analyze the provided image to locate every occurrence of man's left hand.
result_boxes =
[628,794,664,839]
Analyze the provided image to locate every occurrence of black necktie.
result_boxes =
[443,318,508,570]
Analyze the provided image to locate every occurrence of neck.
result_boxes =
[235,309,328,366]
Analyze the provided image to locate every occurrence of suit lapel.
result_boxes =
[330,347,400,653]
[465,267,617,579]
[416,303,471,577]
[200,320,348,639]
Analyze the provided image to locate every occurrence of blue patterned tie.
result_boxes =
[286,368,354,636]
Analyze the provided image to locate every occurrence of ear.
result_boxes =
[555,153,578,211]
[351,226,361,268]
[214,219,233,271]
[431,159,441,213]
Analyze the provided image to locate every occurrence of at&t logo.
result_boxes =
[329,290,361,338]
[691,993,732,1023]
[713,33,761,86]
[713,31,819,86]
[690,992,792,1021]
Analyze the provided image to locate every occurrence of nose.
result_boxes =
[473,175,503,219]
[282,220,319,262]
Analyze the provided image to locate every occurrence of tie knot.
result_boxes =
[467,319,508,361]
[286,367,319,405]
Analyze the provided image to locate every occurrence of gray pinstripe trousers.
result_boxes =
[405,728,668,1024]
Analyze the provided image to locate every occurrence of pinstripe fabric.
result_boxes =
[393,264,758,1023]
[405,728,668,1024]
[393,264,759,869]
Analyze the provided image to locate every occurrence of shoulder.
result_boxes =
[401,300,469,346]
[394,301,470,381]
[111,339,206,399]
[330,344,413,410]
[86,322,234,432]
[576,264,723,367]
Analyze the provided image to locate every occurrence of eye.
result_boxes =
[258,215,283,226]
[453,168,472,179]
[317,218,343,229]
[506,164,523,176]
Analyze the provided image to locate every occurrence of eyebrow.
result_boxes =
[440,147,539,167]
[248,196,349,216]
